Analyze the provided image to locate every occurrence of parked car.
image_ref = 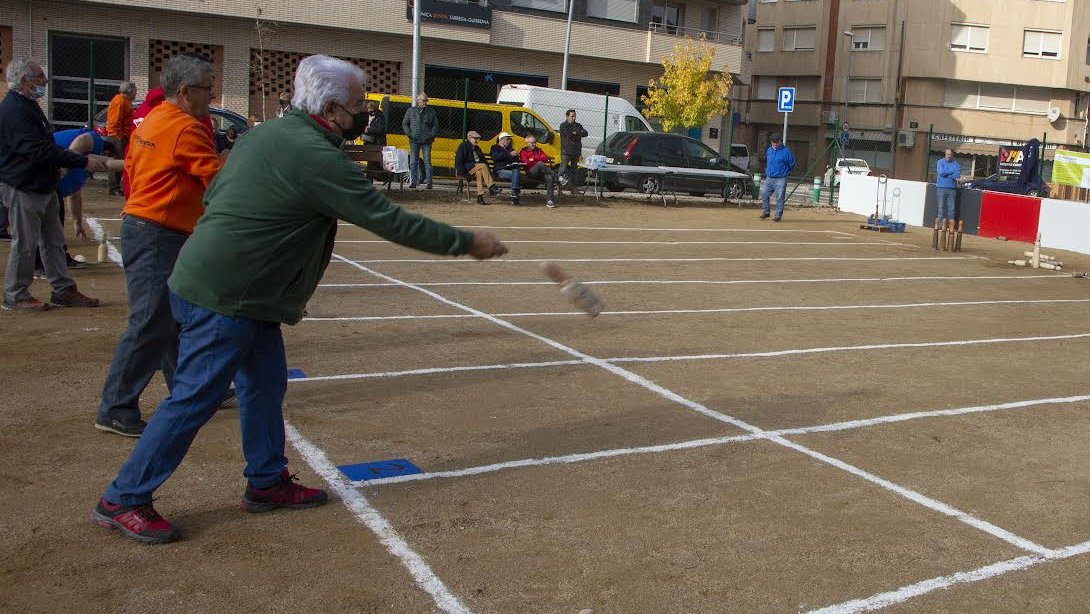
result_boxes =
[595,131,752,200]
[960,173,1049,197]
[91,103,250,139]
[824,157,871,186]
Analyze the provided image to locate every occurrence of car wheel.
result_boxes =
[723,180,745,201]
[639,175,661,194]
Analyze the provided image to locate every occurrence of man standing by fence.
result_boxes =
[106,81,136,196]
[760,133,795,222]
[936,149,961,222]
[558,109,587,195]
[403,93,436,189]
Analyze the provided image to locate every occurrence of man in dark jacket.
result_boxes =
[91,55,508,545]
[491,132,522,205]
[362,101,386,146]
[0,58,108,312]
[455,131,500,205]
[401,93,437,188]
[558,109,588,195]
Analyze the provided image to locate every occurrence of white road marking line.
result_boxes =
[335,256,975,264]
[302,299,1090,322]
[285,423,472,614]
[334,240,901,246]
[289,333,1090,384]
[805,540,1090,613]
[354,394,1090,487]
[317,274,1068,288]
[336,223,843,233]
[330,254,1052,557]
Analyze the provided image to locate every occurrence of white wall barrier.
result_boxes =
[1039,199,1090,255]
[837,174,927,226]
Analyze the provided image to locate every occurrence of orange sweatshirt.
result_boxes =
[106,94,133,138]
[123,102,221,234]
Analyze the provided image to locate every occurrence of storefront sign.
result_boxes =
[998,146,1024,176]
[1052,149,1090,189]
[406,0,492,29]
[933,133,1058,150]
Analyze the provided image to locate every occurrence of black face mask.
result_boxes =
[336,105,369,141]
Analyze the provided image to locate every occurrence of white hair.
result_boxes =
[5,58,36,89]
[119,81,137,95]
[291,55,366,115]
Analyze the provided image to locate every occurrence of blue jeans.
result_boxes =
[761,176,788,217]
[497,168,521,193]
[103,292,288,505]
[98,215,186,424]
[937,188,957,221]
[409,142,432,186]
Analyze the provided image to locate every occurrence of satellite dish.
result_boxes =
[1047,107,1062,123]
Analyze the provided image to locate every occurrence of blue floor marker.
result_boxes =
[338,459,423,481]
[286,368,306,380]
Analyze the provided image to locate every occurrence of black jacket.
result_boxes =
[402,105,437,144]
[0,91,87,193]
[490,144,520,173]
[363,111,386,146]
[454,140,486,176]
[558,120,588,157]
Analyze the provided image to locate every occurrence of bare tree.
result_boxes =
[252,2,277,121]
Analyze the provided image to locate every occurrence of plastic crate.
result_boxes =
[866,216,907,233]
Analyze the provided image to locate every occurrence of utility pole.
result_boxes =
[411,0,422,101]
[561,0,576,89]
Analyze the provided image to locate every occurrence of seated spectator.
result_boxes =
[455,130,500,205]
[519,135,556,208]
[215,126,239,153]
[362,101,386,146]
[490,132,522,206]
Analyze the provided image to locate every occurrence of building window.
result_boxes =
[943,80,1052,114]
[756,77,777,100]
[587,0,638,22]
[779,76,819,101]
[701,7,718,33]
[950,24,989,52]
[1023,30,1062,58]
[847,78,881,103]
[851,26,886,51]
[757,29,775,52]
[1086,36,1090,64]
[651,2,685,34]
[783,27,817,51]
[510,0,567,11]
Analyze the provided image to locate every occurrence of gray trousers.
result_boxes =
[1,183,75,303]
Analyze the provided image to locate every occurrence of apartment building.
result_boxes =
[740,0,1090,180]
[0,0,745,149]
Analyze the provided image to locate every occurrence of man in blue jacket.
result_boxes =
[761,133,795,221]
[936,149,961,222]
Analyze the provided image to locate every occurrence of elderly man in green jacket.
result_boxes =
[92,55,508,544]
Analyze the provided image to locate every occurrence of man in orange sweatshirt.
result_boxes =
[96,54,225,437]
[105,81,136,195]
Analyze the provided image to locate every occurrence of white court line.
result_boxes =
[317,274,1068,288]
[336,256,975,264]
[91,217,122,221]
[806,540,1090,613]
[289,333,1090,384]
[355,394,1090,487]
[84,218,123,264]
[334,240,902,246]
[336,223,842,233]
[85,217,473,614]
[284,423,472,614]
[331,254,1052,557]
[302,299,1090,322]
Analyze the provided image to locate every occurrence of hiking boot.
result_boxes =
[241,469,329,513]
[2,297,51,312]
[91,499,179,544]
[476,195,487,205]
[49,286,100,308]
[95,417,146,437]
[759,212,770,219]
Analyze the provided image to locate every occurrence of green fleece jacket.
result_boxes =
[169,109,474,324]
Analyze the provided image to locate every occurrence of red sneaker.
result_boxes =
[241,469,329,513]
[91,499,179,544]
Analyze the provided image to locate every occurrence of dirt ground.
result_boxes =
[2,179,1089,613]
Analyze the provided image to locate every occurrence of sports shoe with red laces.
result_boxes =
[241,469,329,513]
[50,286,100,308]
[91,499,179,544]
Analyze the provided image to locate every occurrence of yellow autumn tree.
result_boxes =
[642,37,732,132]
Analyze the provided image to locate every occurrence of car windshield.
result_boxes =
[840,159,869,168]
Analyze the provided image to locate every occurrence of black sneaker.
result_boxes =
[476,195,487,205]
[488,185,502,196]
[218,388,238,410]
[95,418,147,437]
[66,255,86,269]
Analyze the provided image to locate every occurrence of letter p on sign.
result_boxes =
[777,87,796,113]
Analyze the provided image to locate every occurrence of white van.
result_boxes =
[729,144,750,172]
[497,84,653,160]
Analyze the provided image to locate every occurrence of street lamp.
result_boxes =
[842,31,854,129]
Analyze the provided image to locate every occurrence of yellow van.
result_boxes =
[365,93,561,178]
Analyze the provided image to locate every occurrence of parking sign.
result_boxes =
[777,87,796,113]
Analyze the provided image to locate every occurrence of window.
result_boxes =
[757,29,775,52]
[783,27,817,51]
[624,116,647,132]
[950,24,989,52]
[587,0,639,23]
[466,109,503,141]
[651,2,684,34]
[701,7,718,33]
[943,81,1053,115]
[1023,30,1062,58]
[1013,86,1051,113]
[510,111,554,144]
[511,0,567,10]
[847,78,882,103]
[756,77,777,100]
[851,26,886,51]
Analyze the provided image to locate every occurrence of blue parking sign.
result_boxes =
[777,87,796,113]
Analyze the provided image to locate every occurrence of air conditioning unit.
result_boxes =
[897,129,916,148]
